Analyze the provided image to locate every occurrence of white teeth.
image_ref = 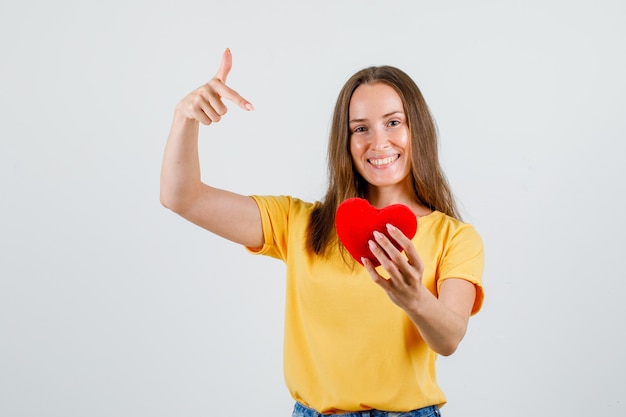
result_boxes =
[369,155,397,166]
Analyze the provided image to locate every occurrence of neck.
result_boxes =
[365,183,431,218]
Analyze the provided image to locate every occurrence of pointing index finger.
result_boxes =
[213,82,255,111]
[212,48,254,111]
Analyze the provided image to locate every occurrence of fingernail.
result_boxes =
[225,47,231,54]
[368,240,377,249]
[373,231,383,239]
[386,224,396,232]
[245,102,254,111]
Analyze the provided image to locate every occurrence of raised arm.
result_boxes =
[160,49,264,248]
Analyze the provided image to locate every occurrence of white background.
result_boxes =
[1,1,625,416]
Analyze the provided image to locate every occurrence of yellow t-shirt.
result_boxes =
[247,195,484,414]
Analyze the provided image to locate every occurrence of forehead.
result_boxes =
[349,82,404,118]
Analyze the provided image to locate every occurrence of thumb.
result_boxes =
[214,48,232,82]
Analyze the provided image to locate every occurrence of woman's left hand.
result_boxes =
[362,223,426,311]
[363,223,477,356]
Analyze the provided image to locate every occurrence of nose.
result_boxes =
[369,126,389,150]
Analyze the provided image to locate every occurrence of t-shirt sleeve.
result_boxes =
[437,224,485,315]
[244,195,291,261]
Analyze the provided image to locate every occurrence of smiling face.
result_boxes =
[349,82,412,196]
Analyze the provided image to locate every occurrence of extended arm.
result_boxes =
[160,49,264,248]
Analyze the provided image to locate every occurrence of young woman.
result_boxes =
[160,48,484,417]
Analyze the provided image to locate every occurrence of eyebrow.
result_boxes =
[349,110,404,124]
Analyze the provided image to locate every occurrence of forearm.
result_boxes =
[160,110,203,213]
[404,285,469,356]
[365,226,477,357]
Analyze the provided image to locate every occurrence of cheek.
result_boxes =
[392,130,412,159]
[350,137,367,158]
[349,139,367,175]
[396,128,411,148]
[396,131,412,169]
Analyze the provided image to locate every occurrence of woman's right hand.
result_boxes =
[161,49,263,248]
[176,48,254,125]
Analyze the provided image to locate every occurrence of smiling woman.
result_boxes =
[160,49,484,416]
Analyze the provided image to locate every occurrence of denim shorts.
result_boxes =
[292,402,441,417]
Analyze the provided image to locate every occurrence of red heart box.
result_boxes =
[335,197,417,267]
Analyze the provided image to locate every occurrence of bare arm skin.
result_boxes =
[363,224,477,356]
[160,49,264,248]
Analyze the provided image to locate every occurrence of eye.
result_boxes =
[353,126,367,133]
[387,120,401,127]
